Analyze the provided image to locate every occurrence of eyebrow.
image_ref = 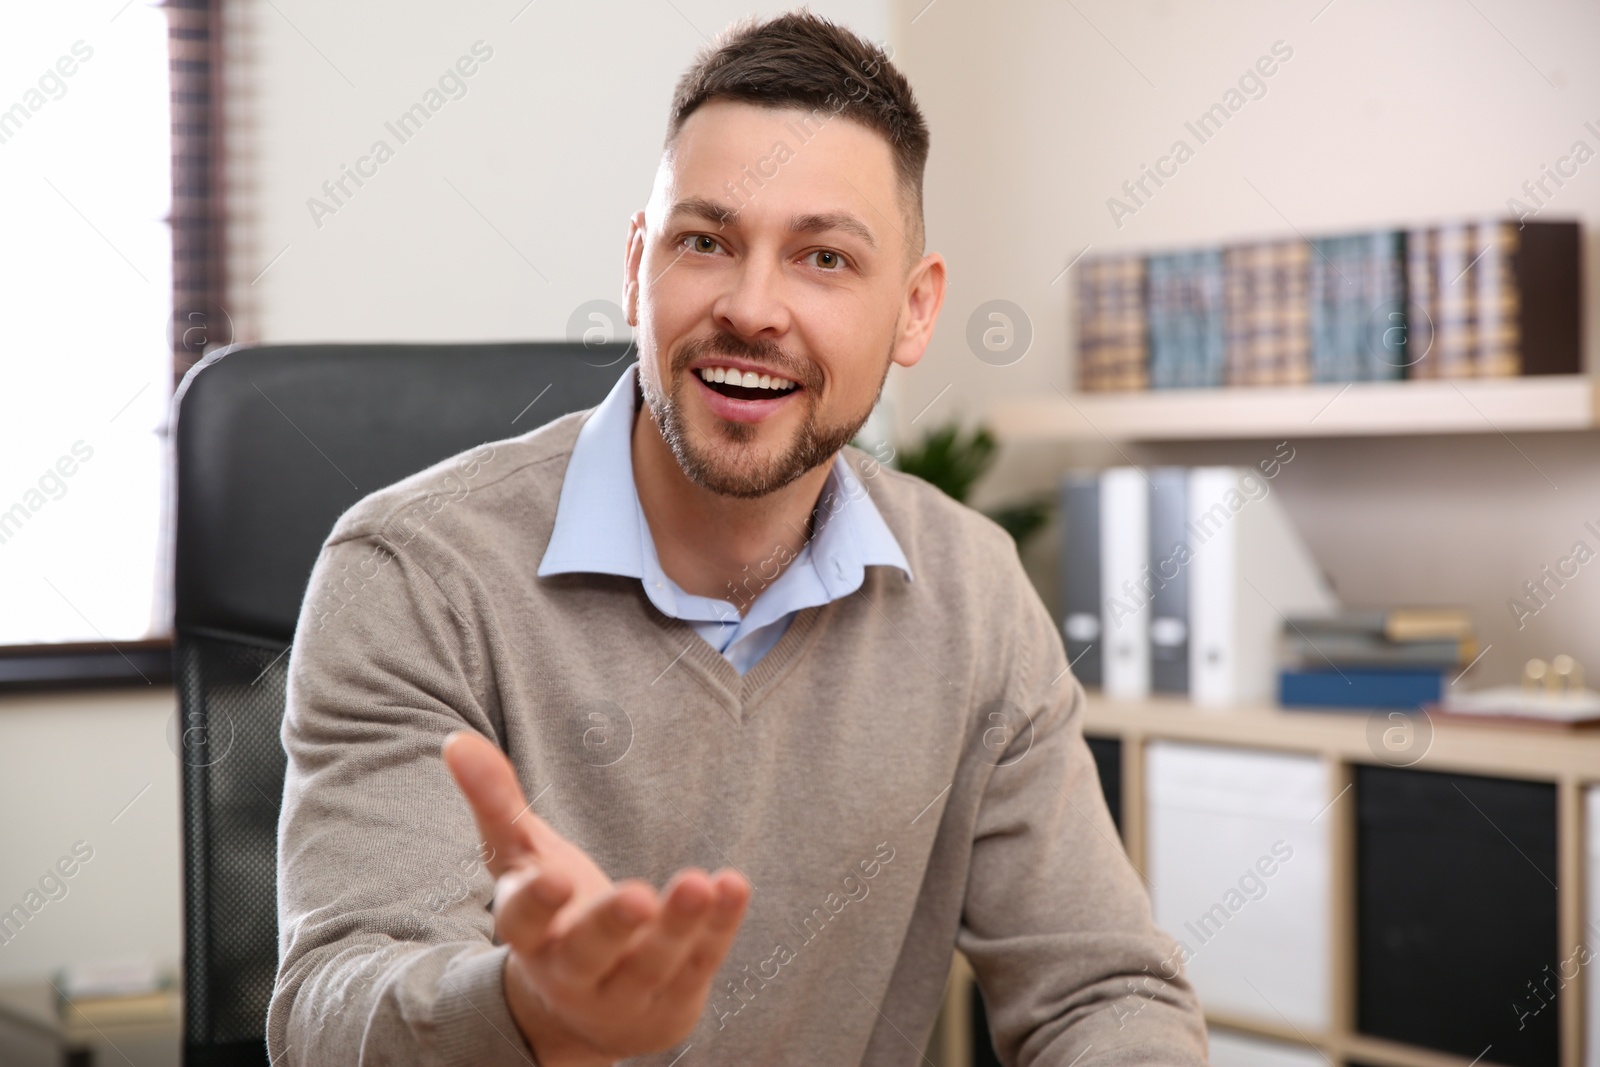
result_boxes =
[668,197,878,250]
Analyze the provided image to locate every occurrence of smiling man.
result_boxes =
[268,11,1208,1067]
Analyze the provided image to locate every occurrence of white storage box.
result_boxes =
[1146,741,1330,1030]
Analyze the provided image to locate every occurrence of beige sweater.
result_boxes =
[267,408,1210,1065]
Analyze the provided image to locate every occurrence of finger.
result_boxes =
[597,868,716,998]
[656,870,751,1003]
[493,864,575,957]
[441,731,540,877]
[545,879,660,987]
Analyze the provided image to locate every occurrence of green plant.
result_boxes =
[856,420,1052,550]
[893,422,997,503]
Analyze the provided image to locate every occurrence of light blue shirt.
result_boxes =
[537,361,912,675]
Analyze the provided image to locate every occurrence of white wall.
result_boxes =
[892,0,1600,686]
[223,0,892,344]
[0,687,179,983]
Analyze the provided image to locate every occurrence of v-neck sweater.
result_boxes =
[267,407,1210,1066]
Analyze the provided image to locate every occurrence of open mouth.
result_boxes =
[695,366,801,401]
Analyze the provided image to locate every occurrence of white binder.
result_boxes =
[1099,467,1150,700]
[1187,466,1336,706]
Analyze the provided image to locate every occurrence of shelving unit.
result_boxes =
[955,358,1599,1065]
[932,696,1597,1067]
[986,375,1600,442]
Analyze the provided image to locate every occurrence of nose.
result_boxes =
[713,251,791,341]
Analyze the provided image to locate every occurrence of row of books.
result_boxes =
[1076,218,1581,391]
[1059,465,1335,705]
[1277,608,1477,711]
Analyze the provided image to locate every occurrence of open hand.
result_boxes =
[442,730,751,1067]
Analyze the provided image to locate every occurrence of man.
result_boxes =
[268,11,1209,1066]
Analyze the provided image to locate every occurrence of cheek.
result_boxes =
[815,317,893,400]
[642,253,717,339]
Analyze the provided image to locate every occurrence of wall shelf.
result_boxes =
[988,374,1600,442]
[1081,692,1600,783]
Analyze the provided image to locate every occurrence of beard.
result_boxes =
[639,330,891,500]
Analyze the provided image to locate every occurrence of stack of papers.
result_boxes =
[1438,686,1600,726]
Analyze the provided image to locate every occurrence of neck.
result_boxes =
[630,395,831,617]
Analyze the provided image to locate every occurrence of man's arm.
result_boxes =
[956,551,1210,1066]
[268,530,747,1066]
[268,531,544,1066]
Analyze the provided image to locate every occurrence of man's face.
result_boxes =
[625,99,934,499]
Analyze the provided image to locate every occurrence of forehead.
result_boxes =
[655,98,902,242]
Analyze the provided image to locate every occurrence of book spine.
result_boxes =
[1278,668,1444,709]
[1253,243,1274,385]
[1082,256,1150,392]
[1309,235,1350,383]
[1199,248,1226,387]
[1405,226,1437,379]
[1281,635,1469,669]
[1223,245,1253,386]
[1433,221,1474,378]
[1510,219,1582,375]
[1148,254,1177,389]
[1366,230,1407,380]
[1281,239,1312,385]
[1309,236,1334,383]
[1476,219,1517,377]
[1075,259,1101,391]
[1119,256,1150,390]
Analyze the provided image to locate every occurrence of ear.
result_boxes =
[890,251,947,370]
[623,209,647,327]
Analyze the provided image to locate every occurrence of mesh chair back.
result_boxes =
[173,342,628,1064]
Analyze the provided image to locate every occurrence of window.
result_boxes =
[0,3,173,648]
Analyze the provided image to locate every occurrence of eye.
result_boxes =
[806,249,848,271]
[681,234,725,255]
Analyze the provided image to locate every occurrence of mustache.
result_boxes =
[674,332,815,389]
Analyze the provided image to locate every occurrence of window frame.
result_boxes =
[3,0,223,687]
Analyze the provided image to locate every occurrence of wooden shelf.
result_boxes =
[1081,692,1600,784]
[1077,691,1593,1067]
[931,694,1596,1067]
[989,374,1600,442]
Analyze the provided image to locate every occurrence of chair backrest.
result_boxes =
[172,341,627,1065]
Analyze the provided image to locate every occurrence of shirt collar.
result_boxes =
[537,361,912,594]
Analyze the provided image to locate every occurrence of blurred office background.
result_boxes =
[1,1,1597,1064]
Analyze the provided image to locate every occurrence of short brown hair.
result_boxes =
[665,10,930,255]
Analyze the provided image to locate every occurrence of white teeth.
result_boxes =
[697,366,798,392]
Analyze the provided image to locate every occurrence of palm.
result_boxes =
[441,731,751,1066]
[514,814,615,939]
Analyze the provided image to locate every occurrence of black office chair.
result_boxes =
[172,342,628,1065]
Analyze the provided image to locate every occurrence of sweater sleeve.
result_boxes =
[266,529,541,1067]
[954,554,1211,1066]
